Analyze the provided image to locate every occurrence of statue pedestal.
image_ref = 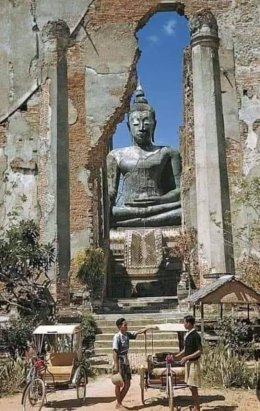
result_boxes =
[109,227,182,298]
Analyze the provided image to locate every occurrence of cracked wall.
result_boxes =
[0,91,40,227]
[0,0,94,122]
[0,0,259,296]
[180,0,260,263]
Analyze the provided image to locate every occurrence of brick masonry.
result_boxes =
[0,1,259,299]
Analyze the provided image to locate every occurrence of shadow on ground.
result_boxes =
[45,396,115,410]
[202,408,237,411]
[127,394,227,410]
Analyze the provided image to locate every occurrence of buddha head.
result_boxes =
[127,84,156,146]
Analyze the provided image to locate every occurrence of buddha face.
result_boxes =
[128,110,155,146]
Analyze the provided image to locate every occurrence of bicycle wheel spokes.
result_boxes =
[22,378,45,411]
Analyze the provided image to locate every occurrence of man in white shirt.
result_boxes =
[112,317,154,410]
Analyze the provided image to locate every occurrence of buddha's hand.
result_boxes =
[125,198,159,207]
[144,190,181,205]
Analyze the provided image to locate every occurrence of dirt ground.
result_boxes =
[0,375,259,411]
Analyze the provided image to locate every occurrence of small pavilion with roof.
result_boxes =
[185,275,260,340]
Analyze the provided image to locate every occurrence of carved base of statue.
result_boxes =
[109,227,182,298]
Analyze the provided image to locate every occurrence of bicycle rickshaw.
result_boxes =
[21,323,87,411]
[139,323,188,411]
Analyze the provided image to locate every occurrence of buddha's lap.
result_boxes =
[113,207,182,227]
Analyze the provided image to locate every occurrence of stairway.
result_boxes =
[100,296,179,314]
[90,309,189,374]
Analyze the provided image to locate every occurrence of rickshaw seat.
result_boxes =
[49,352,77,365]
[148,367,185,385]
[151,367,185,377]
[45,352,77,382]
[146,353,185,385]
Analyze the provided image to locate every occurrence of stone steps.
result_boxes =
[94,310,187,324]
[95,339,179,349]
[100,296,179,314]
[105,296,179,303]
[96,332,178,341]
[96,319,163,327]
[90,310,189,374]
[94,345,178,355]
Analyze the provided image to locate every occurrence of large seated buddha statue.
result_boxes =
[107,85,182,228]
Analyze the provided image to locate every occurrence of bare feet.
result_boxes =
[115,404,128,410]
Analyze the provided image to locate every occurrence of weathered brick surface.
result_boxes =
[0,0,259,299]
[38,81,51,239]
[68,52,89,233]
[0,124,7,147]
[180,47,194,193]
[226,138,243,178]
[86,0,232,24]
[66,0,259,292]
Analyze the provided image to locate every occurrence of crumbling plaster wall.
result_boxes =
[0,0,259,286]
[68,0,237,260]
[180,0,260,262]
[217,0,260,182]
[68,18,139,255]
[0,0,94,231]
[0,0,94,122]
[213,0,260,261]
[0,93,40,227]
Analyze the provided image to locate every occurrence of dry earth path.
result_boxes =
[0,375,259,411]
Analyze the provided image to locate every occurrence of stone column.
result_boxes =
[41,21,71,303]
[190,10,234,280]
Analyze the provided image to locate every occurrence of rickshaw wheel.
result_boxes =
[76,367,87,402]
[168,375,174,411]
[22,378,45,411]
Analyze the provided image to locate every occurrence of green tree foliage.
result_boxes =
[0,219,55,317]
[238,255,260,292]
[233,177,260,291]
[202,342,259,388]
[234,177,260,218]
[81,314,99,350]
[170,228,198,287]
[0,356,27,397]
[214,317,251,353]
[74,248,105,300]
[211,176,260,290]
[1,317,35,357]
[233,176,260,254]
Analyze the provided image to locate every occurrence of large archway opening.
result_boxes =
[107,11,190,300]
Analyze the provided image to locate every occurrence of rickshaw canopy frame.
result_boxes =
[33,324,82,335]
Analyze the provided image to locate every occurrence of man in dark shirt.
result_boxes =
[173,315,202,411]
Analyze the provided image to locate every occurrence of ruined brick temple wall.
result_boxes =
[0,1,259,296]
[180,0,260,262]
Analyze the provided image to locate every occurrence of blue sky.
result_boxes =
[113,12,190,149]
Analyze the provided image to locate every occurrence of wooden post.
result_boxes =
[220,303,223,319]
[193,304,196,319]
[201,303,205,342]
[247,304,250,321]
